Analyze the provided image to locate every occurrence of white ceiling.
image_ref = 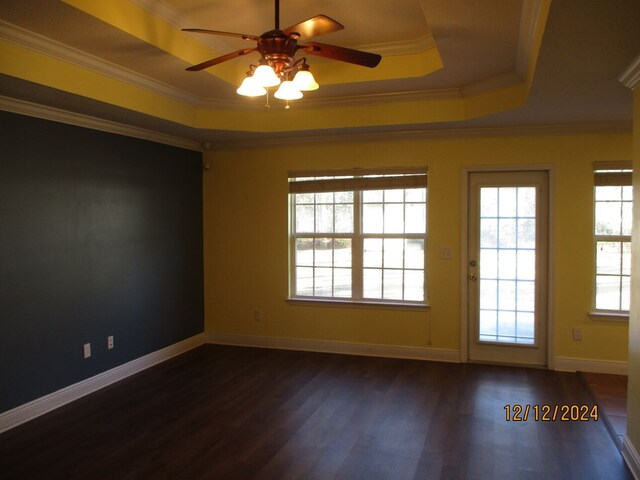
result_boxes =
[1,0,639,145]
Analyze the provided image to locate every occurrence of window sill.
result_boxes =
[287,297,429,311]
[588,311,629,322]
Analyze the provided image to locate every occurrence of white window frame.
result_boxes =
[288,168,428,307]
[591,161,632,319]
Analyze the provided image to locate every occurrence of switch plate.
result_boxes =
[83,343,91,358]
[572,327,583,341]
[439,247,453,260]
[254,310,262,321]
[107,336,114,350]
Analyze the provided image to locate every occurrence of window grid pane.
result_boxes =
[594,181,632,312]
[363,238,425,302]
[478,186,536,345]
[294,238,354,298]
[292,181,427,304]
[363,188,427,235]
[595,241,631,311]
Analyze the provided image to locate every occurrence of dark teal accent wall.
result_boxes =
[0,111,204,412]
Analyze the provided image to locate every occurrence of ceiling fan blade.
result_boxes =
[186,47,258,71]
[182,28,259,42]
[284,15,344,39]
[301,42,382,68]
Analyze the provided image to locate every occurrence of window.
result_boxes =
[289,168,428,305]
[593,161,632,313]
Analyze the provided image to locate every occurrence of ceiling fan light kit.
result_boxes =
[292,64,319,91]
[274,79,303,100]
[236,74,267,97]
[183,0,381,108]
[253,62,281,88]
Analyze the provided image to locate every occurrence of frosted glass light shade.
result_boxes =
[253,64,280,87]
[274,80,303,100]
[236,76,267,96]
[293,70,319,91]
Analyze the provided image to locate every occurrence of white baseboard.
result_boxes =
[623,436,640,480]
[553,356,628,375]
[0,333,205,433]
[207,333,460,363]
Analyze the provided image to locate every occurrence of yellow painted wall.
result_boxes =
[203,131,631,362]
[626,84,640,457]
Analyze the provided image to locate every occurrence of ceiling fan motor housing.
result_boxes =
[258,30,299,74]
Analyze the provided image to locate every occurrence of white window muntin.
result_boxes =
[289,169,427,305]
[593,162,632,313]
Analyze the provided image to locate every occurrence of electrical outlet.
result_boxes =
[83,343,91,358]
[254,310,262,321]
[572,327,583,341]
[107,336,114,350]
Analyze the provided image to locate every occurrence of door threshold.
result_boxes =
[467,360,548,370]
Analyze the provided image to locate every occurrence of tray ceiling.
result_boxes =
[0,0,639,145]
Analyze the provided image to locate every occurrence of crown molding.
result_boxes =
[619,53,640,89]
[0,96,202,151]
[0,18,449,112]
[128,0,231,54]
[0,19,260,112]
[205,122,632,151]
[300,87,462,108]
[461,72,522,97]
[133,0,436,57]
[358,33,437,57]
[196,86,464,111]
[198,73,521,110]
[0,15,536,114]
[201,73,517,112]
[0,20,200,106]
[516,0,546,80]
[1,94,629,152]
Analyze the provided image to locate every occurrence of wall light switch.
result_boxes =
[83,343,91,358]
[439,247,453,260]
[572,327,583,341]
[107,336,114,350]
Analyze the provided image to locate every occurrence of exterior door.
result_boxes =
[467,171,548,366]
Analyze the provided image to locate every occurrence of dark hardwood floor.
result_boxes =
[0,345,632,479]
[580,372,628,448]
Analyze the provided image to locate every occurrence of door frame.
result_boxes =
[460,164,556,368]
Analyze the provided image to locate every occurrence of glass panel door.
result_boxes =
[468,171,548,366]
[478,186,536,345]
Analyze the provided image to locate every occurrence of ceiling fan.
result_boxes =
[182,0,382,101]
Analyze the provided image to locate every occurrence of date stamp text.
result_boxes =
[504,404,599,422]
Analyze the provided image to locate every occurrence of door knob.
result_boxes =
[469,273,477,281]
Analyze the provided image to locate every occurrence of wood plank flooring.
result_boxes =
[0,345,632,479]
[580,372,628,448]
